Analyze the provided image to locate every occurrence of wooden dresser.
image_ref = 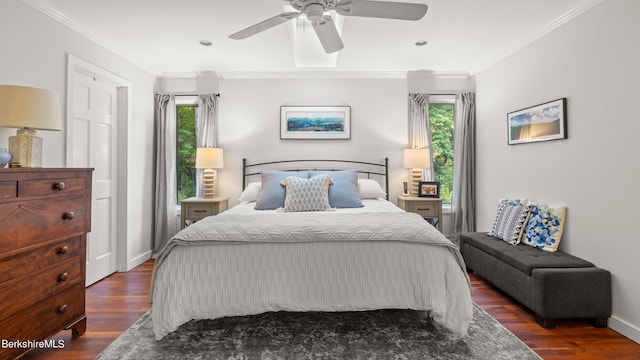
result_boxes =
[0,168,92,360]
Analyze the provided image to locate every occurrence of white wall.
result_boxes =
[475,0,640,343]
[0,1,156,270]
[216,77,408,206]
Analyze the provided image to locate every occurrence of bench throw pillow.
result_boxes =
[280,174,333,212]
[488,199,531,245]
[522,202,567,252]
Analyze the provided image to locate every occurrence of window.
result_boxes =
[429,99,455,204]
[176,96,198,203]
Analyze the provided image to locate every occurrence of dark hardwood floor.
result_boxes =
[19,259,640,360]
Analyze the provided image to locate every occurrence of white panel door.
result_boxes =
[69,70,118,286]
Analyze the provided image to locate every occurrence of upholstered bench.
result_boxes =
[459,232,611,328]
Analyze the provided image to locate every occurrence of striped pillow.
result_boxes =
[281,174,333,212]
[488,199,532,245]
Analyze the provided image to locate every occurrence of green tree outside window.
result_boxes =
[429,103,454,204]
[177,105,197,203]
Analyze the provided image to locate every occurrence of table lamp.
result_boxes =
[195,147,224,198]
[0,85,63,167]
[403,148,430,196]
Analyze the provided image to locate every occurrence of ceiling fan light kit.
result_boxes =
[229,0,428,53]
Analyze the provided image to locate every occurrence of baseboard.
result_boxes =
[127,250,153,271]
[609,315,640,344]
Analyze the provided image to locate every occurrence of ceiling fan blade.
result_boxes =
[312,15,345,53]
[336,0,428,21]
[229,12,301,39]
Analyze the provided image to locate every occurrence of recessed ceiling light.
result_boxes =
[199,40,212,46]
[415,40,428,47]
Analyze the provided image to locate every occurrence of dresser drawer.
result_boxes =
[186,204,214,218]
[0,286,85,360]
[0,237,82,284]
[408,202,438,217]
[0,257,82,316]
[0,180,18,199]
[19,176,87,197]
[0,194,88,253]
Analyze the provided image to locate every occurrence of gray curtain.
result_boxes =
[408,93,434,180]
[153,94,179,254]
[196,94,218,147]
[450,92,476,241]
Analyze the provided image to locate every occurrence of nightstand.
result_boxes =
[397,196,443,231]
[180,196,229,229]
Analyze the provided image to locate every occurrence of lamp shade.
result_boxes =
[0,85,62,131]
[403,148,430,168]
[195,147,224,169]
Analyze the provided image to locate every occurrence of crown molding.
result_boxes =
[22,0,104,44]
[218,71,408,80]
[218,70,471,80]
[473,0,605,74]
[21,0,151,73]
[528,0,605,43]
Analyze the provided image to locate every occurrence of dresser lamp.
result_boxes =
[0,85,63,167]
[195,147,224,198]
[403,148,430,197]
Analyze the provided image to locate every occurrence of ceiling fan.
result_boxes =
[229,0,428,53]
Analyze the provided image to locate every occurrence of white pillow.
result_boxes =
[357,179,386,199]
[238,182,261,202]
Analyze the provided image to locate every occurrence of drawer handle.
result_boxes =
[54,181,66,190]
[193,210,208,213]
[62,211,76,220]
[59,272,69,281]
[57,246,69,255]
[57,304,68,314]
[417,208,431,211]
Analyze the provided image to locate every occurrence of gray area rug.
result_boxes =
[96,305,540,360]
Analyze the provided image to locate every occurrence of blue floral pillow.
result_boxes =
[522,202,567,252]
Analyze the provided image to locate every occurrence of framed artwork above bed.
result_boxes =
[280,106,351,140]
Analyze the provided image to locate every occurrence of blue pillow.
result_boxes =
[255,170,309,210]
[309,169,363,208]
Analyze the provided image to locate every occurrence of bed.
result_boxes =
[151,159,472,340]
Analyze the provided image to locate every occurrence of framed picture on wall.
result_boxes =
[280,106,351,139]
[418,181,440,198]
[507,98,567,145]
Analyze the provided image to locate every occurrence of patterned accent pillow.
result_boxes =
[255,171,309,210]
[281,174,333,212]
[522,202,567,252]
[488,199,531,245]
